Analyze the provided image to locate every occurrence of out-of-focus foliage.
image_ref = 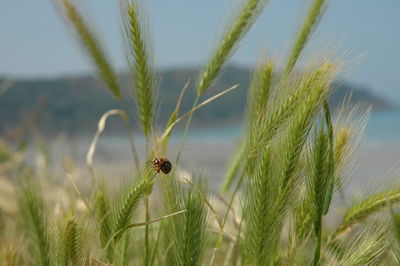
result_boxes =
[0,70,393,135]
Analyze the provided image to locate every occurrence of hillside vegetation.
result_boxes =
[0,67,395,135]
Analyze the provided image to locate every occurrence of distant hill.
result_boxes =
[0,66,396,136]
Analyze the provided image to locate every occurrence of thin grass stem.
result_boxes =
[145,196,150,266]
[175,96,199,165]
[285,0,327,76]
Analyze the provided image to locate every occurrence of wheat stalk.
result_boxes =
[61,0,121,99]
[122,0,155,137]
[285,0,328,75]
[197,0,269,96]
[331,188,400,241]
[17,177,51,266]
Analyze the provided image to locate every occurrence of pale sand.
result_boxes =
[36,135,400,228]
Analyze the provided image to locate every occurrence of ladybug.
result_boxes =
[152,158,172,174]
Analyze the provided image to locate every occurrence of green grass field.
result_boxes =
[1,0,400,265]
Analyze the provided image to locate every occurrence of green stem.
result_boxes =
[149,224,162,266]
[175,96,200,165]
[222,170,245,228]
[230,217,243,266]
[125,118,140,171]
[145,196,150,266]
[324,100,333,146]
[322,99,334,215]
[313,100,333,266]
[313,225,322,266]
[209,171,245,266]
[144,134,151,266]
[121,101,140,171]
[221,139,246,192]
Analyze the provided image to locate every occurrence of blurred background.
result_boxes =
[0,0,399,190]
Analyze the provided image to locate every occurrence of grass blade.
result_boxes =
[336,220,389,266]
[104,169,156,262]
[243,146,280,264]
[162,176,209,266]
[17,177,51,266]
[221,140,246,192]
[160,84,239,142]
[94,182,113,249]
[161,79,190,151]
[57,218,87,266]
[122,0,156,137]
[86,109,125,175]
[113,174,156,243]
[332,188,400,240]
[285,0,327,75]
[60,0,121,99]
[197,0,269,95]
[307,126,333,265]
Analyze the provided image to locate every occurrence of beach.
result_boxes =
[59,130,400,195]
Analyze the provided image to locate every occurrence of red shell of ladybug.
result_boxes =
[152,158,172,174]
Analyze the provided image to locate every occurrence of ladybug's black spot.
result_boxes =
[161,160,172,174]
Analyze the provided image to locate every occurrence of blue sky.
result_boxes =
[1,0,399,103]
